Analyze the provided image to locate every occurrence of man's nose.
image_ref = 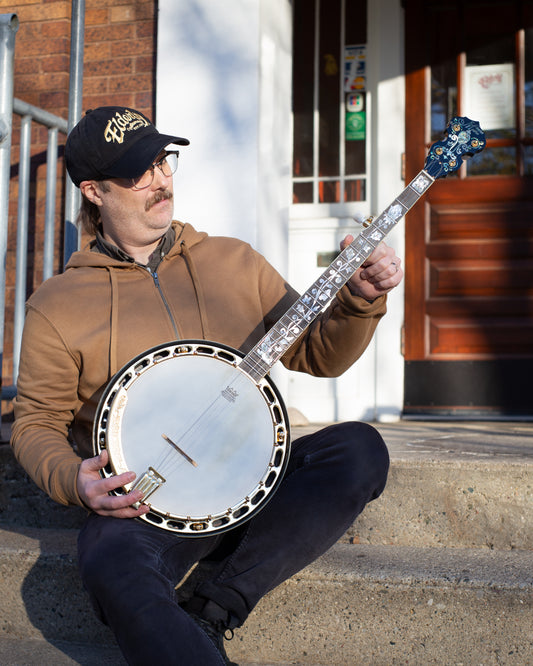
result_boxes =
[152,164,173,188]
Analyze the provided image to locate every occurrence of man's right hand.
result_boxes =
[77,449,150,518]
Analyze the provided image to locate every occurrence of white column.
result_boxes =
[156,0,291,276]
[367,0,406,421]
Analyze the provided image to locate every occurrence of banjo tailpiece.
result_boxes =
[130,466,166,506]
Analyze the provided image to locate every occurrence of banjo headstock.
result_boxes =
[424,116,486,179]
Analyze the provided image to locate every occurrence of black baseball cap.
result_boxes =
[65,106,190,187]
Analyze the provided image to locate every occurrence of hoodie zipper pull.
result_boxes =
[147,267,160,288]
[149,269,180,339]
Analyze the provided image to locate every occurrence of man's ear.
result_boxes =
[80,180,103,206]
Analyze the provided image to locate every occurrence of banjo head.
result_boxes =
[93,340,290,536]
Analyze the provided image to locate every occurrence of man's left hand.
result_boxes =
[341,237,403,302]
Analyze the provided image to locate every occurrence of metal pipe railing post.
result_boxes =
[13,114,31,381]
[63,0,85,267]
[0,13,19,424]
[43,126,59,280]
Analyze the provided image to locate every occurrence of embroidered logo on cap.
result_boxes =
[104,109,151,145]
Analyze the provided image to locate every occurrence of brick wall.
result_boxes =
[0,0,157,403]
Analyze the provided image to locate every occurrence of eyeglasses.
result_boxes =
[131,151,179,190]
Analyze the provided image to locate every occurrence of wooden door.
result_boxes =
[404,0,533,417]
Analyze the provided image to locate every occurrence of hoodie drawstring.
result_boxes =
[180,240,210,340]
[107,267,120,377]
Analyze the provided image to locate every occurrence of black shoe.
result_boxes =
[189,612,238,666]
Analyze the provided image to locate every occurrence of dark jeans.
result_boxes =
[77,421,389,665]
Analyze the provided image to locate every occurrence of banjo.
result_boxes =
[93,117,485,536]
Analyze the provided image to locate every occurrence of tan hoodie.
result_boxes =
[11,221,386,507]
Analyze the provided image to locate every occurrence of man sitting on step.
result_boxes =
[10,105,402,665]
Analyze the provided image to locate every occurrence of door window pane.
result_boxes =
[293,182,313,204]
[292,0,367,205]
[318,0,341,177]
[468,146,516,176]
[292,0,315,179]
[428,3,458,142]
[466,33,515,142]
[345,178,366,201]
[431,62,458,142]
[463,3,516,175]
[344,0,367,178]
[525,23,533,137]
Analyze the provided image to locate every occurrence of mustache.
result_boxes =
[145,189,173,211]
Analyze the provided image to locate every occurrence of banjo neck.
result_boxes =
[239,168,434,382]
[240,116,486,384]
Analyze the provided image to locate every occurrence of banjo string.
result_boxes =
[147,365,253,479]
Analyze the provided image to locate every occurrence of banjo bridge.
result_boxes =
[130,466,166,504]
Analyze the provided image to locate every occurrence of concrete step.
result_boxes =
[0,637,287,666]
[0,526,531,665]
[305,420,533,550]
[0,637,125,666]
[2,421,532,549]
[1,420,531,663]
[234,543,533,665]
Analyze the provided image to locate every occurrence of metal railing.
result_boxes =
[0,5,85,414]
[11,99,69,388]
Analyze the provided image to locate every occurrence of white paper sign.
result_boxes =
[464,64,515,131]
